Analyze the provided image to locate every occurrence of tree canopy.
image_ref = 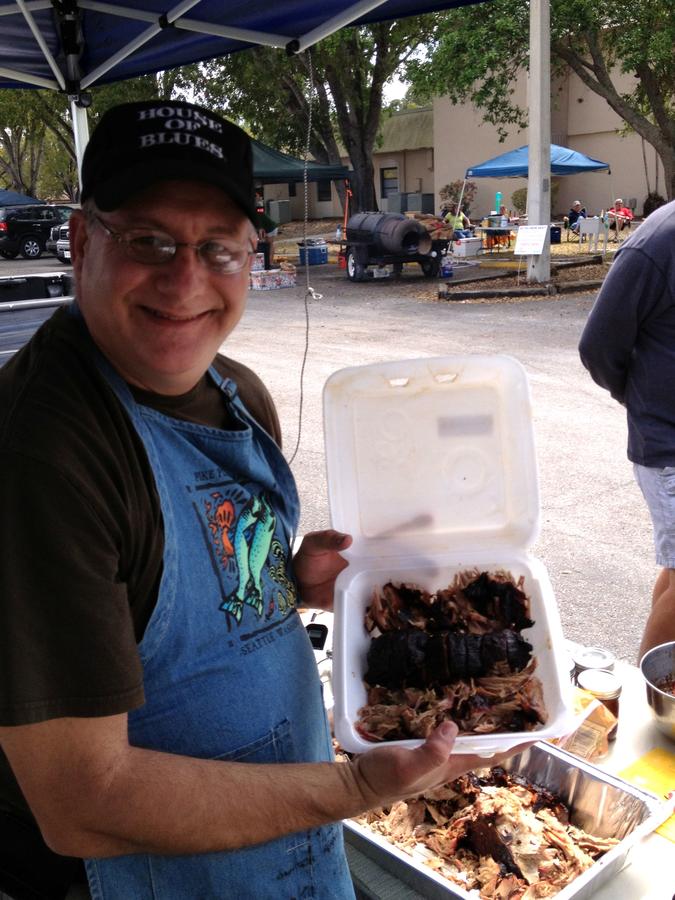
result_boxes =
[406,0,675,201]
[0,69,196,200]
[190,18,439,212]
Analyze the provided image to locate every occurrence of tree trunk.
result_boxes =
[346,153,378,213]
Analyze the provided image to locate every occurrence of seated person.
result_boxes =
[444,207,472,239]
[564,200,587,234]
[607,198,633,233]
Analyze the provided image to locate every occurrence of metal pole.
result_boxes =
[527,0,551,283]
[70,100,90,190]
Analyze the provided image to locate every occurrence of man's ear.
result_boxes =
[69,210,89,279]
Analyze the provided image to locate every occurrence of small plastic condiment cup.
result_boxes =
[576,668,622,741]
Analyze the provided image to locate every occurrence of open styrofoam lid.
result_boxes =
[323,355,540,558]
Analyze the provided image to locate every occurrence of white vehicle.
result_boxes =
[55,222,70,264]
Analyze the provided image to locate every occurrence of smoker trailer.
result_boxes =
[340,212,449,281]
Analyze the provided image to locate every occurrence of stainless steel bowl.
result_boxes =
[640,640,675,741]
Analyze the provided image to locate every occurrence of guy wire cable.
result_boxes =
[288,47,322,466]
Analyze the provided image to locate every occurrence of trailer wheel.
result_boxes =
[420,258,440,278]
[346,249,366,282]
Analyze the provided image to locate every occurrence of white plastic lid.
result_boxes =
[323,355,540,560]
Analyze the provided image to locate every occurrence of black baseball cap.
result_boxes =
[80,100,256,224]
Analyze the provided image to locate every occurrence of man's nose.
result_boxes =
[154,244,205,290]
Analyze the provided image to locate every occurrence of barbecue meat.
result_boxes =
[365,629,533,688]
[352,766,619,900]
[358,570,547,738]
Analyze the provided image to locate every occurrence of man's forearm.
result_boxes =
[40,745,366,859]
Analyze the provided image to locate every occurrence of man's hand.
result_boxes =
[351,722,532,808]
[293,530,352,610]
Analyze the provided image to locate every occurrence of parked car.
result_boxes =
[55,222,71,264]
[45,206,76,256]
[0,204,74,260]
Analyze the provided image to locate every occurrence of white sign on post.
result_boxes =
[514,225,548,256]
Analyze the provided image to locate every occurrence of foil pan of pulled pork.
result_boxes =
[333,560,575,755]
[343,741,666,900]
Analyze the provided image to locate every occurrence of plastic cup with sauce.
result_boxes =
[576,668,622,741]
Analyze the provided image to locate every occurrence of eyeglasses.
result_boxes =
[90,214,256,274]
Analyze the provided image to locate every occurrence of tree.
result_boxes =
[190,19,439,212]
[406,0,675,201]
[0,68,197,200]
[0,91,49,196]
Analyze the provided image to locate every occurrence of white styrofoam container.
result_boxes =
[323,355,575,756]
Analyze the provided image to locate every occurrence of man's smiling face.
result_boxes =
[70,180,254,395]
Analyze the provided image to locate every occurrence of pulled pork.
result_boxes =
[352,767,619,899]
[357,570,547,740]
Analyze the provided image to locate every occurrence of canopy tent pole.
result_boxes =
[0,66,57,88]
[526,0,551,283]
[15,0,66,89]
[454,179,466,219]
[287,0,387,52]
[81,0,203,88]
[70,99,90,181]
[78,0,292,50]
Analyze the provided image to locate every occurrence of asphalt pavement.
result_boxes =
[229,260,652,666]
[1,253,651,665]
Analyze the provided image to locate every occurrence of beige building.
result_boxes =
[262,71,667,221]
[432,70,665,220]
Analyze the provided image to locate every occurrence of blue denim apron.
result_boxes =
[84,354,354,900]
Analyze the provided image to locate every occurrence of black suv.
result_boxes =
[0,204,74,260]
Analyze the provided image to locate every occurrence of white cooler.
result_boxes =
[452,236,482,257]
[322,354,574,756]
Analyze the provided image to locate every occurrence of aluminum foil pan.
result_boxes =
[344,741,669,900]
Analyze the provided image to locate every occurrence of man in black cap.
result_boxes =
[0,101,497,899]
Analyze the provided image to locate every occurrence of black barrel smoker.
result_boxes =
[340,212,448,281]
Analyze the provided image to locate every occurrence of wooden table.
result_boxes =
[474,224,516,252]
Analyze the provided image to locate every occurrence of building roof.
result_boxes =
[377,107,433,153]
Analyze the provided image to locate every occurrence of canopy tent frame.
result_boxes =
[0,0,554,282]
[0,0,392,174]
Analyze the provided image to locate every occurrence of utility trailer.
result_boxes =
[339,212,449,282]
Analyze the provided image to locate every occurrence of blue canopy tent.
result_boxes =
[0,189,44,206]
[466,144,610,178]
[0,0,494,177]
[451,143,611,226]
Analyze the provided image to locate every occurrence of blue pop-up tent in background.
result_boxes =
[453,144,611,221]
[466,144,610,178]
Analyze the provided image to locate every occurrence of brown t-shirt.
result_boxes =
[0,306,283,884]
[0,305,282,729]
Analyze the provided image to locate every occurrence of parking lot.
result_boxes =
[229,261,651,666]
[1,254,651,664]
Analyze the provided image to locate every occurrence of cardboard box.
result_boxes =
[251,252,266,272]
[249,267,296,290]
[323,355,575,755]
